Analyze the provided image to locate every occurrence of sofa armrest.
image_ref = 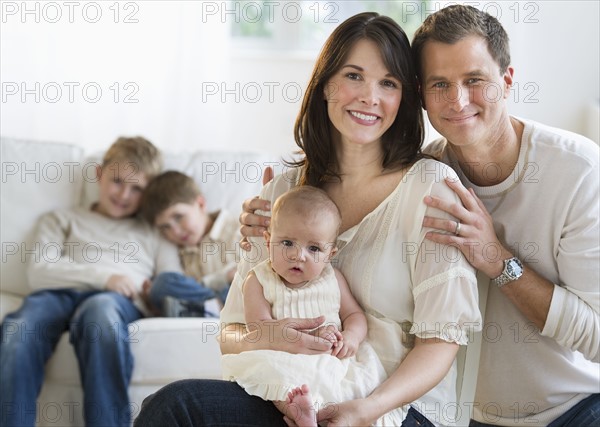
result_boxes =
[0,291,24,322]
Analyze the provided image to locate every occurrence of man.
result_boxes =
[413,5,599,426]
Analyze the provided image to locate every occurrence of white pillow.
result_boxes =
[1,138,84,296]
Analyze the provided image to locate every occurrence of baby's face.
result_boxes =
[266,211,338,288]
[155,197,209,247]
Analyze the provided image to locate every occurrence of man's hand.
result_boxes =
[106,274,138,299]
[239,166,274,251]
[422,177,510,278]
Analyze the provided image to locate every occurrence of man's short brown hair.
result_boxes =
[412,4,511,80]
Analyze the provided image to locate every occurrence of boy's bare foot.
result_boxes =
[285,384,316,427]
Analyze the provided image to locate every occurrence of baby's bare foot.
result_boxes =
[285,384,316,427]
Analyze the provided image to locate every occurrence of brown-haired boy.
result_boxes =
[0,136,182,426]
[140,171,241,317]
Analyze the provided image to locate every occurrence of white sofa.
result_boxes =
[0,137,281,426]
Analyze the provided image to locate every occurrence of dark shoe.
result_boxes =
[162,296,205,317]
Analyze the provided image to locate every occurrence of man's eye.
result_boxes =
[433,82,448,89]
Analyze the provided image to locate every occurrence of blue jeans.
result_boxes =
[402,406,436,426]
[470,393,600,427]
[134,379,287,426]
[0,289,142,427]
[134,379,434,426]
[149,272,229,309]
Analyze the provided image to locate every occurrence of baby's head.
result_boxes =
[265,186,342,287]
[95,136,162,219]
[141,171,211,247]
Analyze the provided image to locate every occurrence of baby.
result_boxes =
[221,186,386,426]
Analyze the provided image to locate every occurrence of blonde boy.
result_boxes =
[0,137,182,427]
[140,171,241,316]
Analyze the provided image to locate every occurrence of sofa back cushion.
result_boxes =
[1,138,84,296]
[2,138,281,298]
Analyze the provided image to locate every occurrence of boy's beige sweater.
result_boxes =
[27,205,182,313]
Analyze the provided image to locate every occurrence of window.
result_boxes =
[230,1,428,53]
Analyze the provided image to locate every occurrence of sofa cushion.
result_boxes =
[1,138,84,296]
[44,317,223,385]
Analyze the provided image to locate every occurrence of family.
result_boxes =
[1,5,598,427]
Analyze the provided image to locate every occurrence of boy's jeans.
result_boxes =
[148,272,229,316]
[0,289,142,427]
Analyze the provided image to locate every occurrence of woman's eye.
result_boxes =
[345,72,361,81]
[433,82,448,89]
[382,79,398,88]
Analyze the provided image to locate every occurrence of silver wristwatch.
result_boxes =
[491,257,524,287]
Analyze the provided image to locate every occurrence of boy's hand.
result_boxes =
[239,166,273,251]
[106,274,138,299]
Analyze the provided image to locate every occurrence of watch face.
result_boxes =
[507,259,523,278]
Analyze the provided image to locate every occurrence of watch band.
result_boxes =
[491,257,524,288]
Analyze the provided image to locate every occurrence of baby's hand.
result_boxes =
[332,330,360,359]
[310,324,341,346]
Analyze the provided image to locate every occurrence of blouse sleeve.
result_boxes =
[410,167,482,345]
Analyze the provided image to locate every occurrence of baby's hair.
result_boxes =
[271,186,342,238]
[102,136,162,179]
[140,171,202,224]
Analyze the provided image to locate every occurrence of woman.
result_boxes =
[135,12,481,427]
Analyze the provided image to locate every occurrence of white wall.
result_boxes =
[1,1,598,159]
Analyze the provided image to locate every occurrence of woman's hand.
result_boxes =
[317,399,372,427]
[422,176,510,279]
[220,316,336,355]
[310,324,342,347]
[239,167,274,251]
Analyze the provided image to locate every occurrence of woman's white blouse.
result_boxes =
[221,159,482,426]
